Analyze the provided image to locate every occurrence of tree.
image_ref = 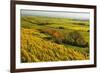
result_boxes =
[65,31,88,47]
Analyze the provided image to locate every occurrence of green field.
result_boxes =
[21,16,90,63]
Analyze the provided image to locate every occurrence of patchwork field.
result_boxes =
[21,16,90,63]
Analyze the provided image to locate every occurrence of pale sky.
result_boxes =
[21,10,90,20]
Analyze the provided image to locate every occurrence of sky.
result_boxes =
[21,10,90,20]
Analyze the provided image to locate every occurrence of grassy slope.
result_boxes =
[21,16,89,62]
[21,28,88,62]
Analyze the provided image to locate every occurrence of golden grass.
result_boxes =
[21,28,89,62]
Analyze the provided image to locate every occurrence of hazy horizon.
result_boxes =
[21,10,90,20]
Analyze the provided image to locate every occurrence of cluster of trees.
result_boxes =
[65,31,88,47]
[39,29,88,47]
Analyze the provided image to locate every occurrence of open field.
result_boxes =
[21,16,90,62]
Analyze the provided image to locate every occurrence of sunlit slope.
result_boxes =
[21,28,88,62]
[21,16,89,31]
[21,16,89,43]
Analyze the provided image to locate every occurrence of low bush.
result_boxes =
[77,23,85,25]
[44,36,52,40]
[64,31,88,47]
[87,30,90,32]
[58,26,65,29]
[37,22,49,25]
[72,22,85,25]
[39,29,65,44]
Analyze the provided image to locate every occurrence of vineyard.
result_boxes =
[21,16,90,62]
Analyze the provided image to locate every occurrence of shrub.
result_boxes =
[53,37,63,44]
[44,36,52,40]
[37,23,48,25]
[39,29,65,44]
[50,30,65,44]
[59,26,64,29]
[78,23,85,25]
[65,31,88,47]
[73,22,85,25]
[87,30,90,32]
